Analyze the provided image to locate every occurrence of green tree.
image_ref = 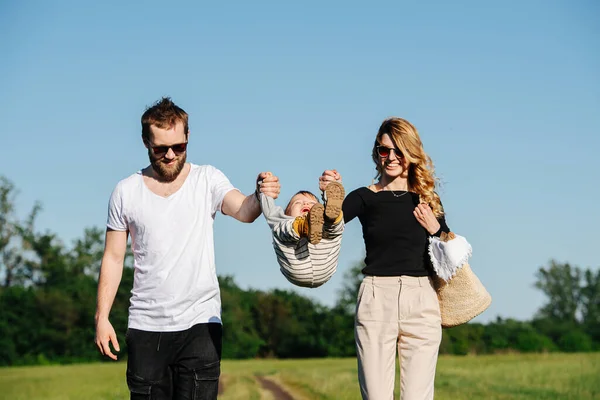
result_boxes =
[70,227,105,277]
[0,176,41,287]
[530,317,572,350]
[321,304,355,357]
[441,323,487,355]
[483,317,556,354]
[558,330,594,352]
[533,260,600,350]
[335,260,364,313]
[581,268,600,343]
[534,260,581,323]
[219,275,264,358]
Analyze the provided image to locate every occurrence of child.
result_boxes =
[260,176,345,288]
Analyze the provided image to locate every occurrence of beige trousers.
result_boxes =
[355,275,442,400]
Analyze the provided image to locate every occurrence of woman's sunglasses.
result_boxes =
[376,145,403,159]
[148,142,188,157]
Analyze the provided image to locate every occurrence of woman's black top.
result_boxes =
[342,187,450,276]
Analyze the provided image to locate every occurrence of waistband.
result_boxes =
[362,275,432,287]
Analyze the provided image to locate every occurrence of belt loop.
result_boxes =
[419,277,424,287]
[371,275,375,298]
[371,276,375,298]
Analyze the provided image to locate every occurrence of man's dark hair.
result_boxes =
[141,97,189,140]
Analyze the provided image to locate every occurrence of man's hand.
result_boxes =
[257,172,280,199]
[319,169,342,191]
[95,317,120,361]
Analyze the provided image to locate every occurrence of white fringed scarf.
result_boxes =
[428,234,472,282]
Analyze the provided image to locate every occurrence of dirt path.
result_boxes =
[256,375,295,400]
[218,376,225,395]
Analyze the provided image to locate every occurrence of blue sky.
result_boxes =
[1,1,598,322]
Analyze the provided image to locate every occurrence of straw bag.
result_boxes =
[429,232,491,328]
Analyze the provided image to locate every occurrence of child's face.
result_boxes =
[286,193,318,217]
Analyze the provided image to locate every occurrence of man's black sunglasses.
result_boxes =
[147,142,188,157]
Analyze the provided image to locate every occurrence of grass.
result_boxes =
[0,353,598,399]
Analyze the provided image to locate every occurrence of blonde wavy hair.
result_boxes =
[372,117,444,217]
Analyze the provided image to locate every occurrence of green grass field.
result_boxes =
[0,353,598,399]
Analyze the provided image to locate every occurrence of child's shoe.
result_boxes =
[307,203,325,244]
[323,181,345,223]
[292,204,325,245]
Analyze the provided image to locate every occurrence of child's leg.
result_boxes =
[273,218,301,244]
[323,218,344,239]
[291,204,325,245]
[323,182,345,223]
[307,203,324,245]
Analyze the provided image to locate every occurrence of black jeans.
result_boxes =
[126,323,222,400]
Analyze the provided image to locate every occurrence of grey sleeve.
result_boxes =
[260,193,298,243]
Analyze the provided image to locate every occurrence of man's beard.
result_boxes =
[149,151,187,182]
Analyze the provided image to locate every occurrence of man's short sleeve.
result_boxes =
[209,166,237,216]
[107,183,128,231]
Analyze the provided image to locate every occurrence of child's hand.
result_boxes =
[319,169,341,191]
[256,172,281,199]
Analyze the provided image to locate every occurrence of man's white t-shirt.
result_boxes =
[106,163,236,332]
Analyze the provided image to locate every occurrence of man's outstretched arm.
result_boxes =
[222,172,280,223]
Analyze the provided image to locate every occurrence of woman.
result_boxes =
[320,117,449,400]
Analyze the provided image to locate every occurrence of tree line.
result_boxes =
[0,176,598,366]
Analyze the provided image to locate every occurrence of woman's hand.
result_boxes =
[319,169,342,191]
[414,203,440,235]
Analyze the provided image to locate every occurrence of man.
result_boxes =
[94,97,280,399]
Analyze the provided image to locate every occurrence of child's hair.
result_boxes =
[284,190,320,215]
